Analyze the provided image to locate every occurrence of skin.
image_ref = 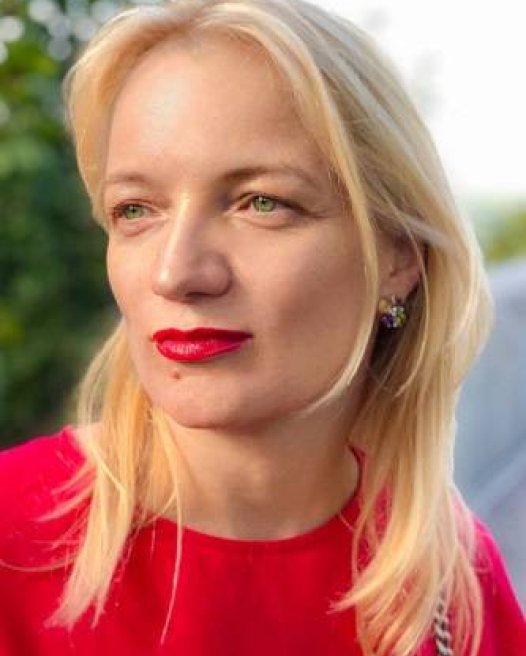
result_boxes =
[103,36,420,539]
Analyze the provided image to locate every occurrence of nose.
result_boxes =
[151,204,232,302]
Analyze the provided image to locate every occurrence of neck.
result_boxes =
[163,400,359,540]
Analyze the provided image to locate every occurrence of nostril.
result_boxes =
[185,290,217,302]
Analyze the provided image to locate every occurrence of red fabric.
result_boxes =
[0,427,524,655]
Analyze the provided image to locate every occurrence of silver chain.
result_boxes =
[433,595,454,655]
[337,513,454,654]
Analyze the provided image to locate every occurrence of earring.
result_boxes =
[378,296,407,329]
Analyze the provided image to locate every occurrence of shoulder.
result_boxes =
[0,425,83,470]
[0,426,88,563]
[0,426,84,513]
[472,518,526,651]
[473,518,522,604]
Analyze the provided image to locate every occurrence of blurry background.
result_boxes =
[0,0,524,603]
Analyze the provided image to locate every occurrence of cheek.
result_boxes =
[106,242,125,308]
[106,242,149,321]
[250,234,365,368]
[261,231,362,320]
[106,244,160,390]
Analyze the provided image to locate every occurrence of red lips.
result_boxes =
[152,327,253,362]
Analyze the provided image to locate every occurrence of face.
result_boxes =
[103,37,378,431]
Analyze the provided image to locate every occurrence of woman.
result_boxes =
[0,1,524,654]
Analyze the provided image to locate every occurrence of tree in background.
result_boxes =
[0,0,125,446]
[484,207,526,264]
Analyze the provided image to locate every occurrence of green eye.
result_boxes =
[121,204,146,220]
[252,196,278,213]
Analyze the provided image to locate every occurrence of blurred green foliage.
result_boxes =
[483,208,526,263]
[0,0,525,448]
[0,0,122,447]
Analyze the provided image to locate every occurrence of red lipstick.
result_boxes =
[152,327,253,362]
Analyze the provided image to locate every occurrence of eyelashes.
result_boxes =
[240,193,301,218]
[110,202,151,222]
[107,193,305,227]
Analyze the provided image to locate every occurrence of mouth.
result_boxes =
[151,327,253,363]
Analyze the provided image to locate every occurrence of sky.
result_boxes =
[317,0,526,200]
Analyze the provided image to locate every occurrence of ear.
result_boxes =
[378,235,423,301]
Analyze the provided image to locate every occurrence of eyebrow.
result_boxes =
[103,172,154,190]
[221,165,320,188]
[103,164,322,191]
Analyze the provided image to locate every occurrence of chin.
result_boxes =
[136,362,312,432]
[149,384,252,430]
[151,385,296,433]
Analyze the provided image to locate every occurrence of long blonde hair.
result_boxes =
[51,1,493,654]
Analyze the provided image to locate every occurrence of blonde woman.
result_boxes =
[0,1,524,654]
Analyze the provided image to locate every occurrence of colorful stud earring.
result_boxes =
[378,296,407,329]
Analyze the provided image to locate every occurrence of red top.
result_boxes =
[0,426,524,655]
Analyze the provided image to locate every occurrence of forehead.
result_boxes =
[106,34,324,175]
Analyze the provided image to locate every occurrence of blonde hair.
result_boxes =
[51,1,493,654]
